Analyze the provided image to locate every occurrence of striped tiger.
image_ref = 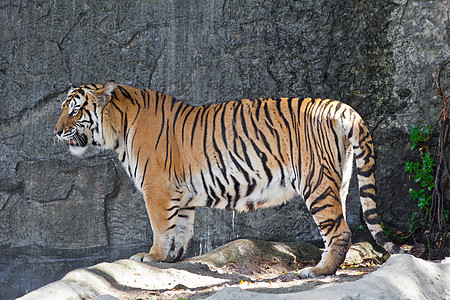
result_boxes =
[54,81,423,277]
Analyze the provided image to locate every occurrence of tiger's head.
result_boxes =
[54,81,117,156]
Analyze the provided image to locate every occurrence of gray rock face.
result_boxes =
[0,0,448,298]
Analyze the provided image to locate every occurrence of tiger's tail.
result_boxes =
[342,108,425,257]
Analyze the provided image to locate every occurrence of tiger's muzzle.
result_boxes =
[55,128,88,147]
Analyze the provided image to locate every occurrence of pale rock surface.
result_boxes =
[207,255,450,300]
[17,241,450,300]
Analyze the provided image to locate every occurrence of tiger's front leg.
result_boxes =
[129,185,195,262]
[165,207,195,262]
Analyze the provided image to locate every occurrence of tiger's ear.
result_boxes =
[67,85,76,96]
[93,80,117,106]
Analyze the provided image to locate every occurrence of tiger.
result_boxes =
[54,81,423,278]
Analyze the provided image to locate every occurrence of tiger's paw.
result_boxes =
[298,267,320,278]
[129,252,158,262]
[298,266,334,278]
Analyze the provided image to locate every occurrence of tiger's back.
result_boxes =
[55,82,424,278]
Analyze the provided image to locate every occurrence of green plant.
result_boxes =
[357,224,367,231]
[405,125,435,214]
[444,209,450,223]
[408,124,433,150]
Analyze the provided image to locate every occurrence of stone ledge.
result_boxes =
[207,255,450,300]
[17,240,450,300]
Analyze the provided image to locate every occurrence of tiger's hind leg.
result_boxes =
[299,184,351,278]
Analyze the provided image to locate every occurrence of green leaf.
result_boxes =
[405,162,413,172]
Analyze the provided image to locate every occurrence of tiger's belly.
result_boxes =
[179,167,299,212]
[232,180,298,212]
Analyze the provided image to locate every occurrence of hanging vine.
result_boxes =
[429,58,450,258]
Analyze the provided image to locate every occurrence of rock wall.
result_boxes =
[0,0,448,297]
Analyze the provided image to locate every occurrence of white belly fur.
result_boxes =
[183,168,298,211]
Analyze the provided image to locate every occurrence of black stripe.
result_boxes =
[360,184,376,191]
[245,178,257,197]
[239,137,254,171]
[250,113,260,140]
[123,109,129,148]
[359,129,371,146]
[216,177,226,199]
[363,208,381,225]
[327,233,342,247]
[211,119,229,183]
[164,122,170,170]
[276,99,296,172]
[254,98,261,121]
[276,99,290,132]
[131,97,141,125]
[209,188,220,207]
[374,231,390,246]
[140,89,148,109]
[166,224,176,231]
[239,102,250,139]
[229,152,250,183]
[110,100,124,119]
[319,214,344,236]
[359,184,376,201]
[140,159,149,188]
[202,109,217,186]
[170,95,177,110]
[117,86,135,105]
[188,165,197,195]
[155,92,160,115]
[348,124,354,139]
[200,171,214,207]
[256,128,272,153]
[134,147,141,178]
[355,150,366,159]
[172,102,185,136]
[167,209,179,220]
[167,205,180,211]
[308,186,340,210]
[181,105,195,144]
[330,121,341,164]
[199,104,209,127]
[310,204,334,215]
[182,207,196,210]
[263,101,274,127]
[249,139,273,184]
[357,166,375,177]
[227,175,240,209]
[220,103,228,149]
[190,107,202,147]
[154,97,166,150]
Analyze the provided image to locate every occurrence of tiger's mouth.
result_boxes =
[65,133,88,147]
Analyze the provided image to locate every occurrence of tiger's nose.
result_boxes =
[54,128,63,136]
